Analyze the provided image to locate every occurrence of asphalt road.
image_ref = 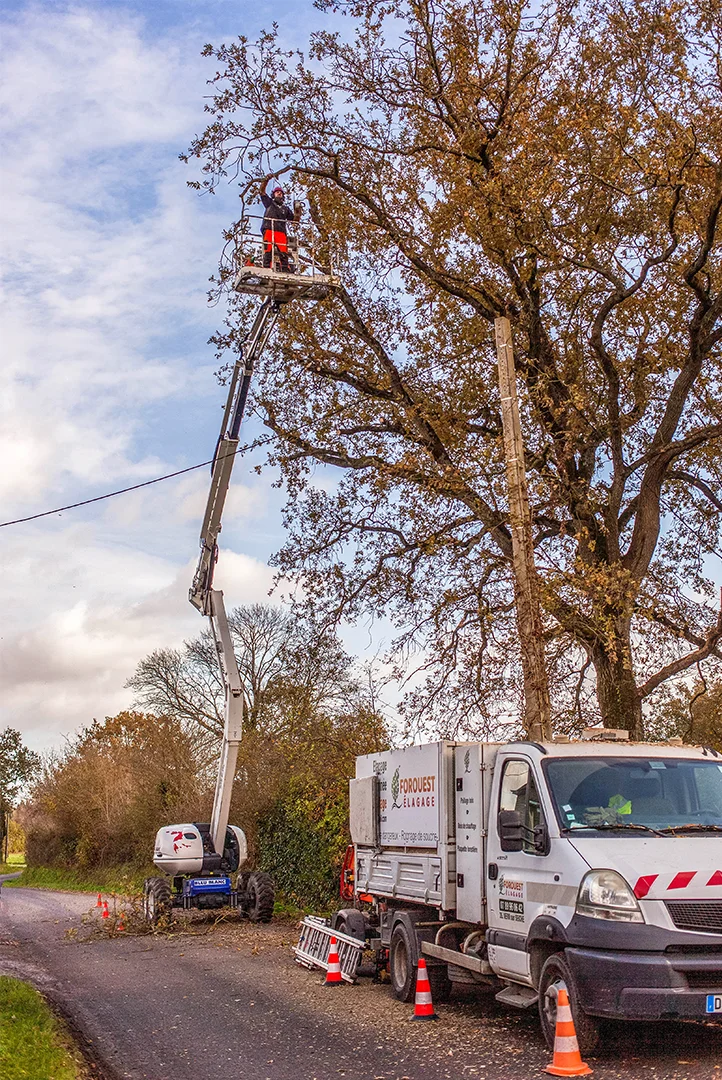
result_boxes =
[1,884,721,1080]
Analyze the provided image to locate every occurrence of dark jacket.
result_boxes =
[261,193,295,237]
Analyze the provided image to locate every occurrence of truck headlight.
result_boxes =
[576,870,644,923]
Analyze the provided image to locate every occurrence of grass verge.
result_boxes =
[0,862,26,876]
[0,976,87,1080]
[0,854,27,875]
[5,863,155,895]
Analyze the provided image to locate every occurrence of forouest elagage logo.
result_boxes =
[390,766,436,810]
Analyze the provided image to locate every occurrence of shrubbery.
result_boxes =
[259,781,351,910]
[251,705,388,906]
[23,706,387,908]
[23,711,208,871]
[257,786,347,911]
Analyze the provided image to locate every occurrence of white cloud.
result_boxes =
[0,521,278,751]
[212,549,276,601]
[0,5,227,497]
[0,4,281,751]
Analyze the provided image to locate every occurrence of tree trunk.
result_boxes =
[589,628,643,738]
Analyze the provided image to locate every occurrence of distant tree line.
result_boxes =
[0,729,39,860]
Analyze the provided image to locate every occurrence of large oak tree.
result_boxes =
[186,0,722,736]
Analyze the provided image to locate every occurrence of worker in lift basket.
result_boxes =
[260,178,296,272]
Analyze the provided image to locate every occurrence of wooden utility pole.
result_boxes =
[494,317,552,742]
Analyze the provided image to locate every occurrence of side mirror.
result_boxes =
[533,822,550,855]
[498,809,523,851]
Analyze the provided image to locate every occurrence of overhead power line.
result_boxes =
[2,448,721,569]
[0,442,257,529]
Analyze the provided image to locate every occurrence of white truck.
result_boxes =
[336,735,722,1049]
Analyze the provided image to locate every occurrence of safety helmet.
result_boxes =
[272,186,284,197]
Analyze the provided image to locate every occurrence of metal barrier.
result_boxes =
[293,915,365,983]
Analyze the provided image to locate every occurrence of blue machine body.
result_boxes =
[182,876,232,897]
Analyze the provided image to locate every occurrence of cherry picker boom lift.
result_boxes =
[143,218,336,925]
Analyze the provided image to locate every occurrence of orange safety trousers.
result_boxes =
[263,229,288,253]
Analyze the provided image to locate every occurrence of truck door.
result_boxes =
[486,756,556,983]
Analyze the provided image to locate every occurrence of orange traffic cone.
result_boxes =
[96,893,102,908]
[101,901,110,921]
[545,986,592,1076]
[117,912,125,932]
[411,958,438,1021]
[324,936,343,986]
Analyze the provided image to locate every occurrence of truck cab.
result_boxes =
[345,737,722,1050]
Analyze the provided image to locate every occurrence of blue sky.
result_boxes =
[0,0,344,751]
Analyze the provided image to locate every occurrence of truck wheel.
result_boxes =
[143,877,172,926]
[246,871,275,923]
[538,952,601,1053]
[390,922,418,1002]
[427,965,452,1003]
[333,909,367,941]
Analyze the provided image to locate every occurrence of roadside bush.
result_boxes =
[258,781,349,909]
[255,705,389,908]
[23,695,389,909]
[23,712,210,871]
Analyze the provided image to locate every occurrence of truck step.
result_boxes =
[495,984,538,1009]
[293,916,365,984]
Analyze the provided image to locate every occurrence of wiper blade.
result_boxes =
[658,823,722,834]
[563,822,664,836]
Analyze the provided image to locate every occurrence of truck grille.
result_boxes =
[685,969,722,989]
[666,901,722,934]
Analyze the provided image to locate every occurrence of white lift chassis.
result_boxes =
[143,225,336,925]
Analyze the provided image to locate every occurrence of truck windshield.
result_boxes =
[543,757,722,833]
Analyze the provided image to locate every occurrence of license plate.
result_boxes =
[706,994,722,1014]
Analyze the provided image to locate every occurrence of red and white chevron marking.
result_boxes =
[634,870,722,898]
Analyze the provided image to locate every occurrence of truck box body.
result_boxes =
[352,742,455,910]
[352,742,501,917]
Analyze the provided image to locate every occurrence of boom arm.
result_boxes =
[189,298,279,616]
[189,298,280,857]
[207,590,243,858]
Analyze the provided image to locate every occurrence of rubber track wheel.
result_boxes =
[247,871,275,923]
[146,877,172,925]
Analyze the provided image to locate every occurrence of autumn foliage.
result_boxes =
[24,608,388,902]
[187,0,722,736]
[23,712,206,869]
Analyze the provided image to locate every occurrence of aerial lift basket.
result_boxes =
[293,916,364,983]
[232,215,337,303]
[233,265,335,302]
